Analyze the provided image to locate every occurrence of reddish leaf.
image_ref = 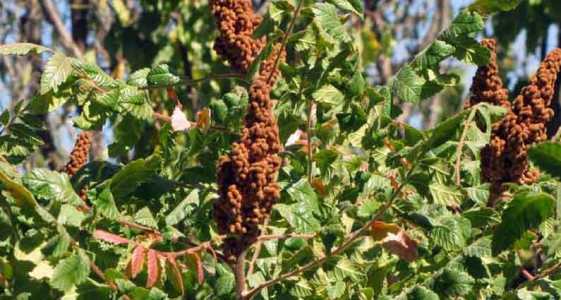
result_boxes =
[146,249,160,288]
[93,229,130,245]
[381,230,418,262]
[192,253,204,284]
[166,255,185,295]
[196,108,211,130]
[167,87,180,106]
[130,245,146,279]
[370,221,400,241]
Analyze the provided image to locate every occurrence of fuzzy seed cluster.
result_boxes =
[476,42,561,200]
[466,39,510,109]
[210,0,265,72]
[214,45,285,260]
[64,131,93,176]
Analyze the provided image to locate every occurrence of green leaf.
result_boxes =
[463,236,492,257]
[441,10,485,40]
[431,216,471,251]
[110,156,159,199]
[165,189,199,226]
[469,0,522,15]
[429,183,462,207]
[392,65,426,103]
[453,37,491,66]
[0,161,38,207]
[327,0,364,19]
[492,192,555,255]
[92,188,120,220]
[57,204,86,227]
[312,3,351,43]
[40,52,74,94]
[50,252,90,291]
[277,180,322,232]
[463,208,495,228]
[337,104,367,132]
[357,199,381,218]
[128,68,151,87]
[432,268,474,297]
[333,257,362,281]
[327,280,346,299]
[426,110,469,149]
[276,203,321,233]
[290,279,314,298]
[23,169,82,205]
[413,40,456,70]
[215,264,234,296]
[465,184,490,206]
[529,143,561,180]
[72,61,116,89]
[253,13,275,39]
[313,84,345,107]
[134,207,158,229]
[0,43,51,56]
[407,286,440,300]
[146,65,180,87]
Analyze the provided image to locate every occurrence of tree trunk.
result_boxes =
[70,0,89,51]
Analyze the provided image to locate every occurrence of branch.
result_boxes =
[255,232,316,243]
[90,261,117,290]
[265,0,304,84]
[532,261,561,281]
[39,0,83,58]
[243,163,419,299]
[306,99,315,183]
[235,249,248,300]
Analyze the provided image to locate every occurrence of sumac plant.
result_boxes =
[1,0,561,299]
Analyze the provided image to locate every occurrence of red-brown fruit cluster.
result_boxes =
[210,0,265,72]
[479,47,561,204]
[214,45,285,260]
[466,39,510,109]
[64,131,92,176]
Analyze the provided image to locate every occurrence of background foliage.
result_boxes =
[1,0,561,299]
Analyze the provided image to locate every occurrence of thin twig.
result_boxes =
[532,261,561,281]
[248,218,270,276]
[265,0,304,84]
[167,241,214,257]
[454,108,477,186]
[235,249,248,300]
[256,232,316,243]
[90,261,117,290]
[243,162,420,299]
[306,99,314,183]
[118,219,160,234]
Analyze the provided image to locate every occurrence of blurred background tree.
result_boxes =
[1,0,558,169]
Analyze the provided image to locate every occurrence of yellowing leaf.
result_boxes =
[196,108,212,131]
